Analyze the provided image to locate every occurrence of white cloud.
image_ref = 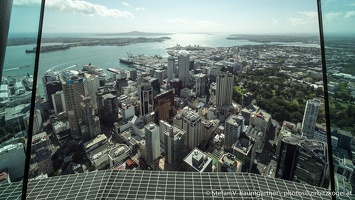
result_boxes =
[290,11,318,26]
[324,12,342,22]
[197,21,223,27]
[122,2,145,11]
[13,0,40,6]
[136,7,145,11]
[166,18,188,25]
[14,0,134,18]
[272,19,278,24]
[344,11,355,18]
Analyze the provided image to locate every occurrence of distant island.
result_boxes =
[226,34,319,44]
[8,36,171,49]
[95,31,173,36]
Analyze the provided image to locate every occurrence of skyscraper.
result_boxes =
[224,114,244,152]
[42,70,59,102]
[81,96,101,142]
[276,136,328,187]
[195,73,207,97]
[173,109,202,151]
[140,83,154,116]
[153,89,174,124]
[178,50,190,87]
[301,98,321,138]
[51,91,66,113]
[144,123,160,168]
[216,73,234,110]
[62,77,86,139]
[167,56,175,81]
[84,73,99,113]
[164,126,187,170]
[45,81,62,110]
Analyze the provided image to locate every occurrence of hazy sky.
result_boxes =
[8,0,355,34]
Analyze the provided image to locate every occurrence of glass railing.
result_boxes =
[321,0,355,198]
[0,0,43,199]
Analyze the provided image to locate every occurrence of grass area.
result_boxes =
[234,86,243,94]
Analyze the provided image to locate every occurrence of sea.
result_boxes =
[3,33,320,96]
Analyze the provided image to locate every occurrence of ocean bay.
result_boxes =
[3,33,319,96]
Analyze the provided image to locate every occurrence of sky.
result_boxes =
[8,0,355,34]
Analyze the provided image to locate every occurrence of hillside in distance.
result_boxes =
[95,31,173,36]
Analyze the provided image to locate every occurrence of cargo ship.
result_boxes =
[25,44,70,53]
[119,58,134,65]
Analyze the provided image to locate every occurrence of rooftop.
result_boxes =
[83,134,107,150]
[184,148,212,172]
[232,137,253,155]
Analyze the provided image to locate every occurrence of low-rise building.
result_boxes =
[108,144,131,168]
[83,134,107,153]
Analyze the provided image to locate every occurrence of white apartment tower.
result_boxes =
[178,50,190,87]
[167,56,175,82]
[84,73,100,113]
[301,98,321,138]
[145,123,161,168]
[173,109,202,151]
[224,114,244,152]
[216,73,234,109]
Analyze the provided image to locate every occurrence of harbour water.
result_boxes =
[3,33,320,96]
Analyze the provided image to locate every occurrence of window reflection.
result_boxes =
[321,0,355,196]
[0,0,42,199]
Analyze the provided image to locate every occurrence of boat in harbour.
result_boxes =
[119,57,134,65]
[83,63,106,77]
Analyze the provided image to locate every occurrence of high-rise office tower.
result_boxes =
[45,81,62,110]
[167,56,175,81]
[32,109,42,135]
[224,114,244,152]
[155,70,163,84]
[116,77,128,95]
[276,136,328,187]
[173,109,202,151]
[169,78,182,96]
[149,78,160,96]
[216,73,234,109]
[42,70,59,102]
[81,96,101,142]
[195,73,207,97]
[154,89,174,124]
[140,84,154,116]
[178,50,190,87]
[144,123,160,168]
[84,73,99,113]
[159,120,172,144]
[164,126,187,170]
[62,77,86,139]
[51,91,66,113]
[301,98,321,138]
[129,70,137,81]
[96,88,118,126]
